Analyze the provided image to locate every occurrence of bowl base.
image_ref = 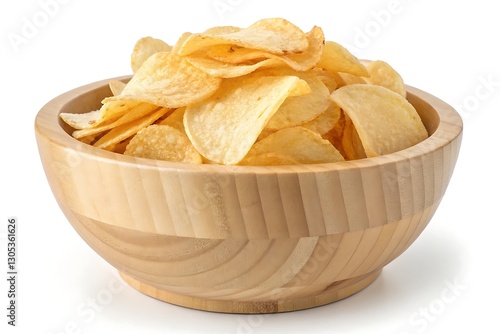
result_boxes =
[119,269,382,314]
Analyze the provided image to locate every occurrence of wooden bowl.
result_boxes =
[35,76,463,313]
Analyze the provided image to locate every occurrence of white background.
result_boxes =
[1,0,499,333]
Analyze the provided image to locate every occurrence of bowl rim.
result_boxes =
[35,75,463,174]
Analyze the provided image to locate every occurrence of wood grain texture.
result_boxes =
[35,76,463,313]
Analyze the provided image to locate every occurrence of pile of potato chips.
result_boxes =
[60,18,428,166]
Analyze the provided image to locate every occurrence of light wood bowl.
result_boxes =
[35,76,463,313]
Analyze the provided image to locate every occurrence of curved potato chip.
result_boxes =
[185,55,282,78]
[338,72,367,86]
[363,60,406,97]
[131,36,172,73]
[246,127,345,164]
[72,102,162,139]
[239,152,300,166]
[330,84,428,157]
[59,110,101,130]
[317,41,369,77]
[206,26,324,72]
[265,69,330,130]
[93,107,169,151]
[203,25,241,34]
[59,99,141,130]
[342,117,367,160]
[284,25,325,70]
[312,68,344,92]
[158,107,186,133]
[184,75,310,165]
[207,45,270,64]
[98,99,142,122]
[120,51,222,108]
[178,18,308,56]
[301,101,341,135]
[124,125,202,164]
[322,110,347,158]
[171,32,193,54]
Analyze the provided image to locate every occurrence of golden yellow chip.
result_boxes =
[59,110,102,130]
[158,107,185,133]
[72,103,162,139]
[93,107,169,151]
[120,51,222,108]
[312,68,343,92]
[98,99,143,123]
[363,60,406,97]
[59,99,141,130]
[184,75,310,165]
[239,152,300,166]
[265,69,330,130]
[284,25,325,71]
[342,117,367,160]
[317,41,369,77]
[301,101,341,135]
[330,84,428,157]
[206,26,324,72]
[178,18,308,56]
[185,55,282,78]
[202,26,241,35]
[112,138,132,154]
[131,36,172,73]
[205,45,267,64]
[245,127,345,164]
[171,32,193,55]
[322,109,346,153]
[124,125,202,164]
[338,72,367,86]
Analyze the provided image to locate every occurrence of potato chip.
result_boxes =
[312,68,343,92]
[59,110,102,130]
[98,99,142,123]
[342,117,367,160]
[184,75,310,165]
[158,107,185,133]
[206,45,270,64]
[124,125,202,164]
[317,41,369,77]
[284,25,324,70]
[202,26,241,35]
[171,32,193,55]
[245,127,345,164]
[119,51,222,108]
[238,152,300,166]
[72,103,163,139]
[178,18,308,56]
[363,60,406,97]
[255,127,276,142]
[330,84,428,157]
[185,55,282,78]
[112,138,132,154]
[75,133,100,145]
[131,36,172,73]
[93,107,169,151]
[59,99,141,130]
[301,100,341,135]
[338,72,367,86]
[265,69,330,130]
[206,26,324,72]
